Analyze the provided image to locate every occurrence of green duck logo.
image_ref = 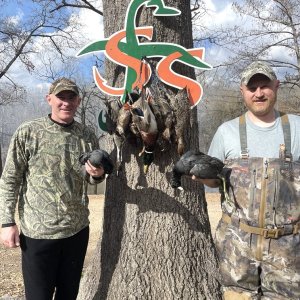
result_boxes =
[77,0,211,130]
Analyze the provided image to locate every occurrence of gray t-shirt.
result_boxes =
[208,111,300,161]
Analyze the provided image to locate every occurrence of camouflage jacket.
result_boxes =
[0,116,103,239]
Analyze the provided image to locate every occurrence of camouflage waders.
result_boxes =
[216,114,300,300]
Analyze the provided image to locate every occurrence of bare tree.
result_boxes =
[48,0,103,15]
[198,78,246,152]
[76,83,107,135]
[0,82,27,106]
[193,0,300,146]
[1,3,84,76]
[0,0,89,104]
[232,1,299,81]
[202,0,300,86]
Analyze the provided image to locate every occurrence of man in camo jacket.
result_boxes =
[196,62,300,299]
[0,78,107,300]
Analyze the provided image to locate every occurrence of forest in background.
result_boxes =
[1,0,300,164]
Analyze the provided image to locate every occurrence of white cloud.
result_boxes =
[77,8,104,42]
[199,0,243,28]
[193,1,237,66]
[6,14,22,26]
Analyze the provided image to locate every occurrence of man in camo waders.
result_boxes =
[196,61,300,299]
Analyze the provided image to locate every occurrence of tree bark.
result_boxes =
[0,145,2,176]
[78,1,222,299]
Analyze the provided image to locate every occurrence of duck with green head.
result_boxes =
[130,88,158,173]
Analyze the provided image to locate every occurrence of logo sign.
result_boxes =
[77,0,211,111]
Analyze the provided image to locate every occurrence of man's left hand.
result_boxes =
[85,161,105,178]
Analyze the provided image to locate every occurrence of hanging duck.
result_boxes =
[129,88,158,173]
[146,88,174,152]
[168,87,191,156]
[113,88,141,174]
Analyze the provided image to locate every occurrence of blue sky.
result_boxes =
[0,0,263,91]
[1,0,104,92]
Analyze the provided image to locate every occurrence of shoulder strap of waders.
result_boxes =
[239,114,249,159]
[279,112,292,161]
[239,113,292,160]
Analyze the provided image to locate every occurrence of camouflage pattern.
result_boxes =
[49,77,79,95]
[0,116,102,239]
[216,157,300,299]
[240,61,277,86]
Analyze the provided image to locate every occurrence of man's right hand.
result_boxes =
[0,225,20,248]
[192,176,221,188]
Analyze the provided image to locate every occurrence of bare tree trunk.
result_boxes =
[78,1,222,299]
[0,145,2,176]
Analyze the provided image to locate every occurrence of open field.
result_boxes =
[0,193,221,298]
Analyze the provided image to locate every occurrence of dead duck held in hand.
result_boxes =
[170,150,224,190]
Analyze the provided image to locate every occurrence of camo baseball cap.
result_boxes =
[49,78,79,95]
[241,61,277,85]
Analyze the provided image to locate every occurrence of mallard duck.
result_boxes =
[129,89,158,173]
[139,131,158,173]
[170,150,224,189]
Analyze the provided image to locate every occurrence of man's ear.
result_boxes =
[240,86,244,97]
[46,94,51,105]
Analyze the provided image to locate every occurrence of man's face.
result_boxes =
[240,74,280,118]
[46,91,81,124]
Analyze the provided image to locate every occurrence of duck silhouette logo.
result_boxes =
[77,0,211,131]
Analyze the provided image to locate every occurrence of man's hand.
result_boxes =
[85,160,105,178]
[79,149,113,175]
[192,175,221,188]
[0,225,20,248]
